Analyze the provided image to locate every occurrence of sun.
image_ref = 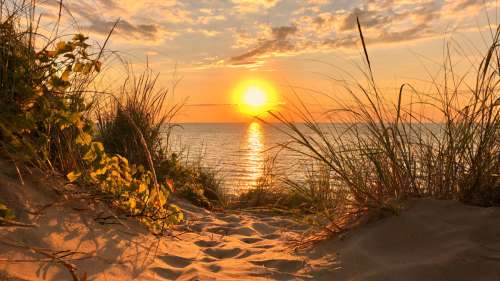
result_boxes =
[243,86,267,107]
[233,79,278,116]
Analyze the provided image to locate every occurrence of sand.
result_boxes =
[1,160,500,280]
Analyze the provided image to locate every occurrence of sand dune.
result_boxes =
[1,161,500,280]
[303,200,500,281]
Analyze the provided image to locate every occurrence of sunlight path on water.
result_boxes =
[243,122,265,188]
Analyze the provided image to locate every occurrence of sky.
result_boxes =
[36,0,498,122]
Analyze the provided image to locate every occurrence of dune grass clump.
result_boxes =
[96,68,180,170]
[96,70,227,209]
[256,21,499,235]
[234,156,308,212]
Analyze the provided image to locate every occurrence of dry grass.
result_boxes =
[96,67,181,169]
[250,21,499,235]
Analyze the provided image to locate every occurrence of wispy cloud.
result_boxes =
[230,25,297,64]
[227,0,496,66]
[37,0,497,68]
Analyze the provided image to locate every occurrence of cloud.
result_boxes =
[231,0,280,13]
[38,0,183,43]
[76,9,171,42]
[230,25,297,64]
[228,0,497,67]
[36,0,498,68]
[339,7,388,31]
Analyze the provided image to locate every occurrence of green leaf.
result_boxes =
[0,203,15,220]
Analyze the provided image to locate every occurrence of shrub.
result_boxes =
[157,154,227,209]
[0,3,100,172]
[0,1,183,233]
[67,142,183,233]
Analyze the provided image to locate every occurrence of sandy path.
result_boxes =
[1,160,500,280]
[149,200,313,280]
[0,160,315,280]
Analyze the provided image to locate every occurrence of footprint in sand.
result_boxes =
[158,254,193,268]
[150,267,182,279]
[217,214,242,223]
[250,259,305,273]
[206,226,256,236]
[253,244,274,249]
[194,240,221,247]
[252,222,277,235]
[203,247,242,259]
[206,263,222,273]
[240,237,263,244]
[188,222,208,232]
[262,233,281,240]
[236,249,264,259]
[222,222,242,228]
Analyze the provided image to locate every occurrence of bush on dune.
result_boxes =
[0,1,183,231]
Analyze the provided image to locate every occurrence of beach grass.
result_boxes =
[239,21,499,236]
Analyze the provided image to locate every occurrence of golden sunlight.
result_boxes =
[233,79,278,116]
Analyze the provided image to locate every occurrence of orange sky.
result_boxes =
[36,0,498,122]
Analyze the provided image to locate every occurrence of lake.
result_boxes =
[169,122,306,193]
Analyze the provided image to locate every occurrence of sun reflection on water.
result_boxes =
[243,121,264,188]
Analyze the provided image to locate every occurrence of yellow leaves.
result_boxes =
[76,139,182,232]
[138,183,148,193]
[67,171,81,182]
[76,132,92,145]
[92,142,105,153]
[128,197,136,210]
[60,70,70,82]
[82,147,97,162]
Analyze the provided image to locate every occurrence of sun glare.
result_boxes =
[243,86,267,107]
[233,79,278,116]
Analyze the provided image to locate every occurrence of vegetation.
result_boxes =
[0,0,497,245]
[95,67,227,210]
[240,21,499,236]
[0,1,182,231]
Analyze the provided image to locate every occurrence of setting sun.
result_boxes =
[233,79,278,116]
[243,86,267,107]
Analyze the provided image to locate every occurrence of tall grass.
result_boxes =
[96,68,228,209]
[96,68,181,169]
[263,21,499,233]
